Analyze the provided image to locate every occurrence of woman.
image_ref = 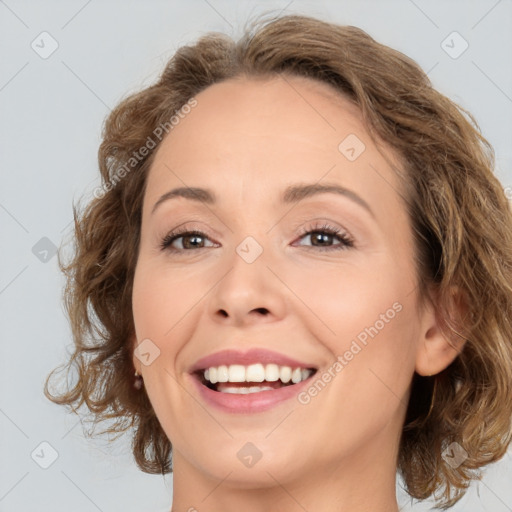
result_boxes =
[45,13,512,511]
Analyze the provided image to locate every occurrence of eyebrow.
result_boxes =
[151,182,374,218]
[152,187,215,213]
[282,183,374,218]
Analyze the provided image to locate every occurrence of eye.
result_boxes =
[160,229,217,251]
[293,222,354,251]
[160,222,354,253]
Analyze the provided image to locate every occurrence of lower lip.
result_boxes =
[188,373,315,413]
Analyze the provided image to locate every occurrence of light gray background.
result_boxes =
[1,1,511,511]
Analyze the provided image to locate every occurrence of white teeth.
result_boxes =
[265,364,280,381]
[220,385,275,394]
[291,368,302,384]
[202,364,314,385]
[228,364,246,382]
[280,366,292,383]
[217,365,229,383]
[246,364,265,382]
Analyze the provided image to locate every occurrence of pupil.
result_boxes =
[313,232,331,245]
[184,235,203,249]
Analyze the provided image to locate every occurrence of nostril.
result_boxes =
[252,307,269,315]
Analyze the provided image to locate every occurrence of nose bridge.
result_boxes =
[208,232,286,324]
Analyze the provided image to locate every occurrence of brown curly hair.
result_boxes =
[44,12,512,508]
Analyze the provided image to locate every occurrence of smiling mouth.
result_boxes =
[194,364,318,394]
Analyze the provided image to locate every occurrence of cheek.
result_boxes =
[323,306,417,439]
[132,258,207,340]
[284,255,410,344]
[131,259,208,434]
[286,255,418,395]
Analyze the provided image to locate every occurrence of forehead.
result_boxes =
[164,74,366,155]
[144,74,405,217]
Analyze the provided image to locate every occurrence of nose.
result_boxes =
[208,243,287,327]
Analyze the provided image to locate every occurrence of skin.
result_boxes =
[131,74,465,512]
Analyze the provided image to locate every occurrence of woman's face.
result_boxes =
[131,75,448,492]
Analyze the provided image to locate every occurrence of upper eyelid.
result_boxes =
[153,201,366,236]
[162,217,350,235]
[163,221,347,239]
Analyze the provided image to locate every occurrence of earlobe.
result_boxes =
[415,286,468,377]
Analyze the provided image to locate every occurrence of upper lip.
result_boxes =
[189,348,318,373]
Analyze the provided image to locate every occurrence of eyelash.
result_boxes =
[160,222,355,253]
[295,222,354,251]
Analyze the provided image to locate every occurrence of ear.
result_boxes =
[415,285,468,376]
